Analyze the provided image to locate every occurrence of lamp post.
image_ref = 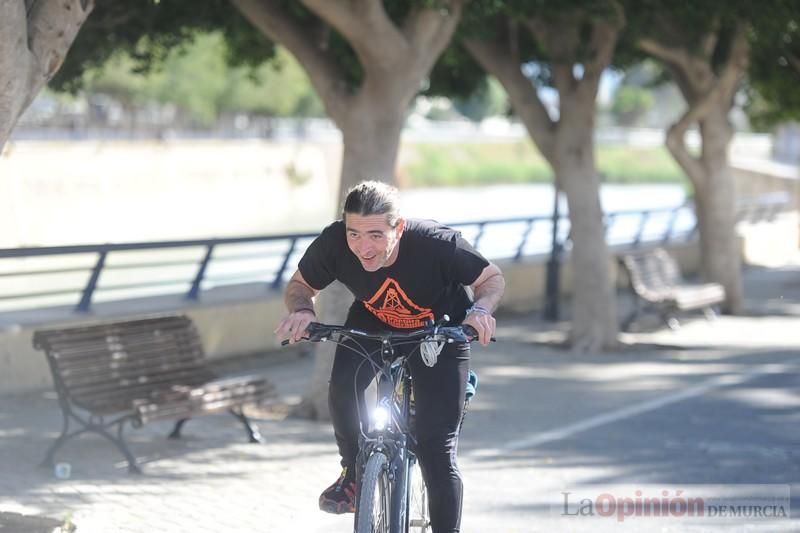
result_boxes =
[543,183,562,321]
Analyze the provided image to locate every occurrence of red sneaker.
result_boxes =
[319,468,357,514]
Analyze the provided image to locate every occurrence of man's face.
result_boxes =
[344,213,405,272]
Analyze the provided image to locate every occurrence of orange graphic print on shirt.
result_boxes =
[364,277,434,329]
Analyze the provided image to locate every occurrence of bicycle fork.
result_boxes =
[357,366,415,532]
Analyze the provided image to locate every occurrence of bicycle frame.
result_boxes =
[355,343,418,533]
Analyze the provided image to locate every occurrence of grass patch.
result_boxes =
[399,140,689,188]
[597,145,686,184]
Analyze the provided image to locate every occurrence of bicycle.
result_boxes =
[283,316,490,533]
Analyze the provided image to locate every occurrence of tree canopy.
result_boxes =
[747,17,800,130]
[52,1,271,88]
[53,1,457,108]
[65,33,323,125]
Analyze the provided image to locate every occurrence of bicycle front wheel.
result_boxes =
[355,452,391,533]
[407,460,429,532]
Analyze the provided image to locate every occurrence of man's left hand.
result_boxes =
[463,309,496,346]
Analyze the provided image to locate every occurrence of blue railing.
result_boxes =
[0,197,787,315]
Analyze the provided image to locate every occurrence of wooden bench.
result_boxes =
[33,314,275,473]
[619,248,726,331]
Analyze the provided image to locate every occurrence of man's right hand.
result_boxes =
[274,309,316,344]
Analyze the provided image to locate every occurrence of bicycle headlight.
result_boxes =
[372,405,390,430]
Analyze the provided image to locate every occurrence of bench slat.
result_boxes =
[48,334,203,355]
[46,334,204,361]
[56,350,207,383]
[67,369,217,407]
[34,317,196,350]
[134,378,273,423]
[76,376,271,417]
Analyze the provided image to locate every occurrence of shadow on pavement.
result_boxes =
[0,261,797,529]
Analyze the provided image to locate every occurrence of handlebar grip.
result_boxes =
[462,325,497,343]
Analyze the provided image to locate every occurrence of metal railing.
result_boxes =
[0,197,788,315]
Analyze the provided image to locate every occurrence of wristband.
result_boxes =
[293,307,316,316]
[465,304,490,316]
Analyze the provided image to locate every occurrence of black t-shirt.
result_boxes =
[298,218,489,329]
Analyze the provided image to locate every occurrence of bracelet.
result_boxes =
[465,303,490,316]
[293,307,316,316]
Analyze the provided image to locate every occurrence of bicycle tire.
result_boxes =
[407,460,429,533]
[355,452,391,533]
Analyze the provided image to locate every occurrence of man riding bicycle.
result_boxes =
[275,180,505,533]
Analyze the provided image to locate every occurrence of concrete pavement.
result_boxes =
[1,260,799,532]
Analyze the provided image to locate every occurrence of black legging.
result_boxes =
[328,304,469,533]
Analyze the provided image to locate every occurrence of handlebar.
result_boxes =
[281,320,495,347]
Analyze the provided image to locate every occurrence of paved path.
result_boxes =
[1,262,799,532]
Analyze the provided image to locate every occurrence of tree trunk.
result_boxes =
[301,281,350,421]
[0,0,93,151]
[301,100,405,420]
[695,105,743,313]
[463,9,623,352]
[556,105,619,352]
[662,89,745,315]
[639,24,748,315]
[338,97,406,193]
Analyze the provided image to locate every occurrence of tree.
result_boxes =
[0,0,94,151]
[56,0,464,418]
[746,16,800,130]
[624,1,800,314]
[230,0,464,420]
[450,0,625,351]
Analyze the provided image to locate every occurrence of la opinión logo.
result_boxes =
[560,488,789,523]
[562,489,704,522]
